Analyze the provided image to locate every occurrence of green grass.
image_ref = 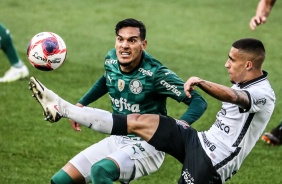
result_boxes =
[1,0,282,183]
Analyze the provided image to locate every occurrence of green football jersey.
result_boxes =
[105,48,188,115]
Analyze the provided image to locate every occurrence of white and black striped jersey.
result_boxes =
[198,71,276,183]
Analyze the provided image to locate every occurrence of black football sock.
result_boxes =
[111,114,128,135]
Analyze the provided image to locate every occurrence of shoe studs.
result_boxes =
[44,110,52,121]
[29,82,43,99]
[29,79,53,122]
[28,77,62,123]
[45,116,52,121]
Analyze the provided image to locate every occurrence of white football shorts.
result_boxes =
[69,135,165,183]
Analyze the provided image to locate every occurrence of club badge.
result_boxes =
[129,79,142,94]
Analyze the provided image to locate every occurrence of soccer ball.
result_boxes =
[27,32,67,71]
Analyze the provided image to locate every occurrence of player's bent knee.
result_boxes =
[91,159,119,182]
[51,169,75,184]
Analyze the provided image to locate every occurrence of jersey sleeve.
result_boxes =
[180,91,207,124]
[154,66,207,124]
[241,86,275,113]
[153,66,186,101]
[78,49,116,106]
[77,75,108,106]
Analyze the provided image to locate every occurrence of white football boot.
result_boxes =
[0,65,29,83]
[29,77,62,122]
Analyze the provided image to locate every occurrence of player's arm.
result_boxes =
[154,68,207,124]
[77,75,108,106]
[180,91,207,125]
[249,0,276,30]
[184,77,250,109]
[78,48,118,105]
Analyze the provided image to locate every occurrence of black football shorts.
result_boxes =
[148,115,221,184]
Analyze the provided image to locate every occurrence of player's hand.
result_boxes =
[249,15,267,30]
[184,77,202,98]
[69,103,84,132]
[69,119,81,132]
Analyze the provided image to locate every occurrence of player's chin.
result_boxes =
[118,60,132,66]
[228,75,235,83]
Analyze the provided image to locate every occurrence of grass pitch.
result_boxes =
[0,0,281,183]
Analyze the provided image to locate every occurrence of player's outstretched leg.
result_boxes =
[28,76,114,134]
[29,76,62,123]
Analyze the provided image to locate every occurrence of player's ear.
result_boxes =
[245,60,253,71]
[141,39,147,50]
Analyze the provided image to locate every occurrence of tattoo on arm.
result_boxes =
[233,89,250,109]
[199,80,211,88]
[198,80,250,108]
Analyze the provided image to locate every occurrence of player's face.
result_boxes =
[115,27,147,72]
[225,47,249,83]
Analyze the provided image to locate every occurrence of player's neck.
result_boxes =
[120,59,142,73]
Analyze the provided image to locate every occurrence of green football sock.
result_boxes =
[0,23,22,67]
[51,169,75,184]
[91,159,120,184]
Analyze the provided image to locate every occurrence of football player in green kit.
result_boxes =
[51,18,207,184]
[0,23,29,82]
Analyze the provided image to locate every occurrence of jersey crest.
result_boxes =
[129,79,143,94]
[118,79,125,92]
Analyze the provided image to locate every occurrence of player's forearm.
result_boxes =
[256,0,276,17]
[197,80,249,109]
[197,80,231,101]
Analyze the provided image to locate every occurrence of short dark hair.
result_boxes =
[115,18,146,40]
[232,38,265,56]
[232,38,265,64]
